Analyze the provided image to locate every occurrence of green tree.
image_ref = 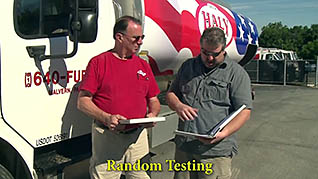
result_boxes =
[259,22,318,59]
[300,40,318,59]
[259,22,289,49]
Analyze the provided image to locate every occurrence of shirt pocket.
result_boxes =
[180,81,196,105]
[202,79,230,105]
[137,75,149,96]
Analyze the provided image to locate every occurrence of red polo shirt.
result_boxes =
[79,51,160,120]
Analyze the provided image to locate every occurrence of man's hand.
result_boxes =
[166,91,198,121]
[140,112,157,128]
[175,103,198,121]
[197,130,227,144]
[103,114,127,131]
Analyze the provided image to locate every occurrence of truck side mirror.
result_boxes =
[26,0,98,61]
[69,0,98,43]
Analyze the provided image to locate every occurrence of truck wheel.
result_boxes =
[0,164,14,179]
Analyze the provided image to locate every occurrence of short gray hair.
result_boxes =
[200,27,226,50]
[113,15,142,39]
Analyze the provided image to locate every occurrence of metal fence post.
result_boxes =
[256,59,259,83]
[283,59,287,86]
[315,57,318,87]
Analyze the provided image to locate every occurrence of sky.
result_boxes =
[226,0,318,33]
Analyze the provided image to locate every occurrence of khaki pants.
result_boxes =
[174,149,232,179]
[89,122,150,179]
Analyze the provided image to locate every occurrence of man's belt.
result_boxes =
[94,120,140,134]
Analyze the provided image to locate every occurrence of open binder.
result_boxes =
[175,104,247,138]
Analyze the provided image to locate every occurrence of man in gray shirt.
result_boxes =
[166,27,252,179]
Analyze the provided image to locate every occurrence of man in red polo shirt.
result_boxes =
[77,16,160,179]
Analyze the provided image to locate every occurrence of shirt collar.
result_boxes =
[197,55,228,74]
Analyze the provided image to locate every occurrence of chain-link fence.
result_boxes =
[244,58,318,87]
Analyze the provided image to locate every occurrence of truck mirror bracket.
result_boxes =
[26,0,81,62]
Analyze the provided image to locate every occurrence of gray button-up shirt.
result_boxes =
[169,55,253,157]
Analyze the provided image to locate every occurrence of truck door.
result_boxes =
[1,0,104,148]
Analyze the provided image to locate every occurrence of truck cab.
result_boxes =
[1,1,141,178]
[254,47,299,61]
[254,52,283,60]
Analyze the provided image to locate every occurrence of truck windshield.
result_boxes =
[14,0,70,39]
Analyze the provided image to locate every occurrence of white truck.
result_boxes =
[276,49,299,61]
[0,0,258,178]
[253,47,299,61]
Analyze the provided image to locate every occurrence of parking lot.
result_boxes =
[64,84,318,179]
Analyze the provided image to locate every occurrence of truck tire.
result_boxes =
[0,164,14,179]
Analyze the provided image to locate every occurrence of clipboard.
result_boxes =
[119,117,166,124]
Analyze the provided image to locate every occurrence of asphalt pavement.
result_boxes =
[64,84,318,179]
[231,84,318,179]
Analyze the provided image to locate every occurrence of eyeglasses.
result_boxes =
[201,48,223,58]
[120,32,145,42]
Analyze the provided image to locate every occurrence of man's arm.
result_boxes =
[166,91,198,121]
[139,96,160,128]
[146,96,160,117]
[222,109,251,137]
[77,90,126,130]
